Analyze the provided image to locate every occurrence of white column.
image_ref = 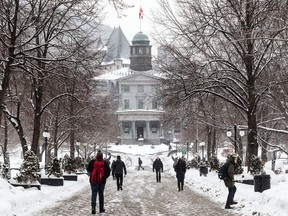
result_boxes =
[146,121,150,138]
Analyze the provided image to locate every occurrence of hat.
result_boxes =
[96,151,103,160]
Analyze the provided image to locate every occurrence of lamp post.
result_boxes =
[42,127,50,170]
[199,142,205,159]
[226,124,245,153]
[76,142,80,157]
[83,143,87,160]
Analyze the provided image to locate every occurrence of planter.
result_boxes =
[9,179,41,190]
[63,174,78,181]
[41,177,64,186]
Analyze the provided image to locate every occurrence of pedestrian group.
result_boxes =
[86,151,237,214]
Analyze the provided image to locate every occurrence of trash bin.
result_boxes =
[254,174,271,192]
[199,166,208,177]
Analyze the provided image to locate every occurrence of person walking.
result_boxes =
[111,159,116,180]
[87,151,111,214]
[174,157,186,191]
[153,157,163,182]
[112,155,127,191]
[138,157,144,170]
[224,154,238,209]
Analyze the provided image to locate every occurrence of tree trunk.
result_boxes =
[30,77,43,157]
[246,112,258,169]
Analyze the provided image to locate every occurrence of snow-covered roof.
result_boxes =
[102,26,130,63]
[93,67,163,81]
[101,58,130,66]
[94,67,134,81]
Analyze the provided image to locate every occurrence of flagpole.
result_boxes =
[139,6,143,32]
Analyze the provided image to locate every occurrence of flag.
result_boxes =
[139,6,143,19]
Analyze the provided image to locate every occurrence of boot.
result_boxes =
[92,205,96,214]
[100,208,105,213]
[230,201,238,205]
[225,203,232,209]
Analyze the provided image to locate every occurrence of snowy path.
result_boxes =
[29,166,240,216]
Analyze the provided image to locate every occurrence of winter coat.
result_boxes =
[86,159,111,184]
[153,159,163,172]
[224,156,236,188]
[112,159,127,175]
[174,159,186,180]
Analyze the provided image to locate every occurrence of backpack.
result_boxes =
[91,160,105,184]
[218,163,228,180]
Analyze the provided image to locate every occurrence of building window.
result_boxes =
[146,47,150,54]
[123,85,130,93]
[139,47,143,54]
[152,99,157,109]
[151,127,157,133]
[124,127,129,133]
[138,85,144,92]
[138,99,144,109]
[124,99,130,109]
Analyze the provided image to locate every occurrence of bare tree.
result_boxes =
[0,0,105,158]
[152,0,288,167]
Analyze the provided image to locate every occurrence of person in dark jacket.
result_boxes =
[112,155,127,191]
[138,157,144,170]
[224,154,238,209]
[174,157,186,191]
[153,157,163,182]
[111,159,116,180]
[87,151,111,214]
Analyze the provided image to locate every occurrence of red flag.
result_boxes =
[139,6,143,19]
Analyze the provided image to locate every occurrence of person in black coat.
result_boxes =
[86,151,111,214]
[138,157,144,170]
[112,155,127,191]
[174,157,187,191]
[153,157,163,182]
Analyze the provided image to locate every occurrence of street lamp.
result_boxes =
[42,127,50,170]
[83,143,87,160]
[226,124,245,153]
[76,142,80,157]
[199,142,205,159]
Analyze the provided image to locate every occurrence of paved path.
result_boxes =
[30,166,242,216]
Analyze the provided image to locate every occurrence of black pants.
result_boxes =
[115,174,123,190]
[177,178,184,191]
[155,170,161,182]
[227,185,237,204]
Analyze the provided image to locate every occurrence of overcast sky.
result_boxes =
[103,0,159,54]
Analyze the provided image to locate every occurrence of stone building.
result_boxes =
[94,29,164,145]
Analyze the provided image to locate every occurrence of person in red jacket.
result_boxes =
[87,151,111,214]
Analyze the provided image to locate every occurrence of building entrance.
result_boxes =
[137,127,144,139]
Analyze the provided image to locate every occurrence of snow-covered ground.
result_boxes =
[1,144,288,216]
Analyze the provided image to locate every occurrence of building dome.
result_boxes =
[130,31,152,71]
[132,32,150,44]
